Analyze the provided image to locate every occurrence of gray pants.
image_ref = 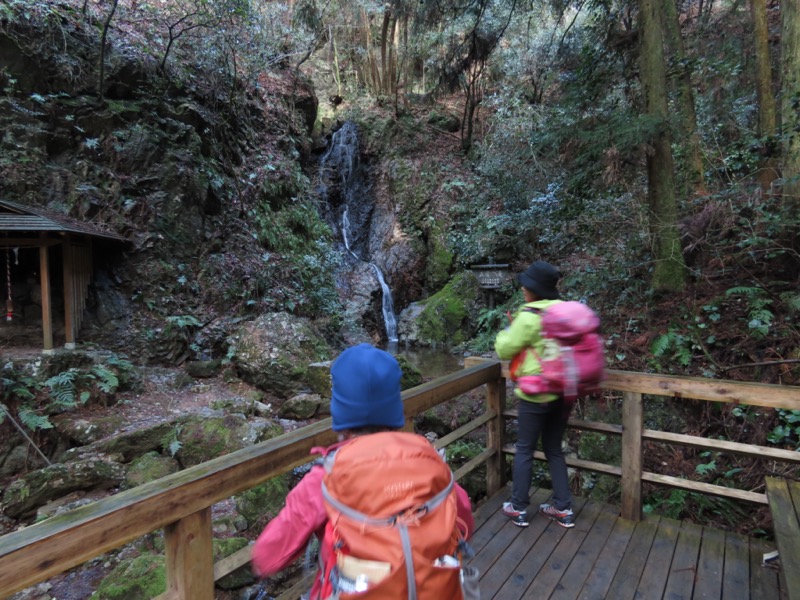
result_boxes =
[510,397,572,512]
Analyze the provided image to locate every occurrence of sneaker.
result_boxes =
[539,503,575,528]
[502,501,529,527]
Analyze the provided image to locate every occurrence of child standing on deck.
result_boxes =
[494,261,575,528]
[251,343,475,598]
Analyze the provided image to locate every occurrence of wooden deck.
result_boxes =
[467,486,789,600]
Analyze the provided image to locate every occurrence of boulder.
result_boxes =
[2,454,125,518]
[230,313,333,398]
[278,393,323,420]
[234,475,291,527]
[123,451,180,489]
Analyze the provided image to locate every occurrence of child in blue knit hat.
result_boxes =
[252,344,474,597]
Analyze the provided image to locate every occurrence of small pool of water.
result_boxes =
[384,344,465,380]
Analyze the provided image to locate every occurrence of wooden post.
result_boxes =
[485,375,506,496]
[620,391,643,520]
[164,508,214,600]
[62,237,75,349]
[39,241,53,353]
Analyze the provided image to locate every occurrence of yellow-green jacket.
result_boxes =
[494,299,562,403]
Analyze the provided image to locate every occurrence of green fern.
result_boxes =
[725,286,764,298]
[651,332,676,357]
[45,370,77,407]
[90,364,120,394]
[2,376,36,401]
[651,330,692,367]
[18,407,53,431]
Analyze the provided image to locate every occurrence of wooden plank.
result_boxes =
[471,486,509,532]
[621,391,643,520]
[749,538,782,600]
[644,430,800,464]
[722,531,750,600]
[492,497,588,600]
[434,411,495,449]
[485,377,506,495]
[765,477,800,599]
[469,488,549,559]
[642,472,767,505]
[39,243,53,352]
[548,504,618,600]
[402,359,501,417]
[502,445,623,477]
[62,236,75,346]
[164,508,214,600]
[634,517,680,600]
[693,525,725,599]
[477,490,556,598]
[576,513,637,600]
[604,515,661,600]
[521,500,606,599]
[452,448,495,482]
[603,371,800,410]
[465,357,800,410]
[274,573,315,600]
[213,544,252,581]
[662,520,703,600]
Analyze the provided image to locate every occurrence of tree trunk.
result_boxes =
[751,0,779,192]
[380,9,391,96]
[97,0,119,101]
[782,0,800,204]
[663,0,705,195]
[639,0,686,292]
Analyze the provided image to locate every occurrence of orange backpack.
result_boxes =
[319,431,467,599]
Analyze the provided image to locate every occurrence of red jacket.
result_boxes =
[251,441,475,598]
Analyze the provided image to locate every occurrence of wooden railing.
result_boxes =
[0,360,504,600]
[464,357,800,521]
[1,358,799,600]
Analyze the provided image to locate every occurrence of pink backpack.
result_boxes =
[513,301,606,402]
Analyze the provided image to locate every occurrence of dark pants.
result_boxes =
[510,397,572,512]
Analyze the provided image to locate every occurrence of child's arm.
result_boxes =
[251,466,327,577]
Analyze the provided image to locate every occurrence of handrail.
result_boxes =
[0,360,503,599]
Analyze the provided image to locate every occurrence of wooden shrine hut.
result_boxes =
[0,200,128,353]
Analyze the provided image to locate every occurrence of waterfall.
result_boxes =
[318,122,398,343]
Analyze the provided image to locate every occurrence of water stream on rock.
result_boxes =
[318,121,398,343]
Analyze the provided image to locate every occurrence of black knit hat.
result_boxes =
[517,261,561,299]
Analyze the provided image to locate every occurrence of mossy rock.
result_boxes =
[93,553,166,600]
[425,225,454,291]
[231,313,333,398]
[416,272,480,346]
[235,475,291,526]
[395,355,423,389]
[123,451,180,489]
[214,537,255,590]
[174,413,251,467]
[427,111,460,133]
[306,361,333,398]
[278,393,322,420]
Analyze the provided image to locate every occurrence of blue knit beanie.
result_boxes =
[330,343,405,432]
